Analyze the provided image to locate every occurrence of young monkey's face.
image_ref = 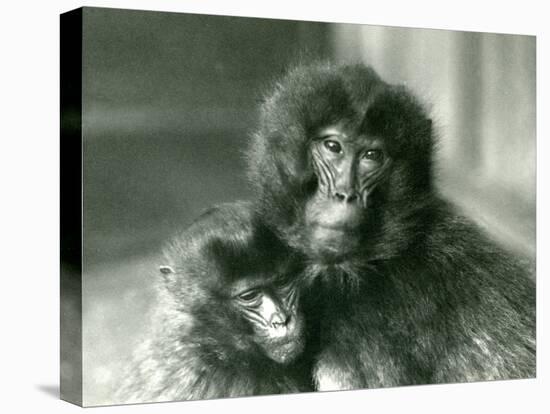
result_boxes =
[231,276,304,364]
[160,261,305,365]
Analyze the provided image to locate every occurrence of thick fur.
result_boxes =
[118,202,312,403]
[248,62,535,389]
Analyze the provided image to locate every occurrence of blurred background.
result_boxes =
[76,7,535,406]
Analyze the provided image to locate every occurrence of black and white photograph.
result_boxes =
[3,1,549,413]
[60,5,538,407]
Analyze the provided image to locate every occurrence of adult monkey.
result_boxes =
[248,62,535,390]
[119,203,312,403]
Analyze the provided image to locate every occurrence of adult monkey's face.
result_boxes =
[249,62,434,265]
[305,124,391,261]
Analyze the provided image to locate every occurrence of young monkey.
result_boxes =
[119,202,311,403]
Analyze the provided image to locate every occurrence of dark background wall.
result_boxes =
[80,7,331,406]
[83,8,330,265]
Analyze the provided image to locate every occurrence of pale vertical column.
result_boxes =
[479,34,535,197]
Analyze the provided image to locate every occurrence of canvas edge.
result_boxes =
[60,7,84,407]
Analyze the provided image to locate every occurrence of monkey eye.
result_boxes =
[323,140,342,154]
[363,149,383,161]
[237,289,262,303]
[273,279,292,291]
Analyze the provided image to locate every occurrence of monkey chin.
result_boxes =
[307,226,361,264]
[265,338,305,365]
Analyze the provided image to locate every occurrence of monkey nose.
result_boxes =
[270,313,289,329]
[334,191,358,203]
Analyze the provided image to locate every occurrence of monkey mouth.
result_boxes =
[317,222,348,231]
[311,224,359,243]
[271,339,295,351]
[271,333,299,346]
[312,213,361,229]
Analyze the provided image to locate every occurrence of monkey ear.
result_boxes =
[422,118,433,134]
[159,265,175,275]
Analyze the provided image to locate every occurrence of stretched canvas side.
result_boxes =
[60,7,83,407]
